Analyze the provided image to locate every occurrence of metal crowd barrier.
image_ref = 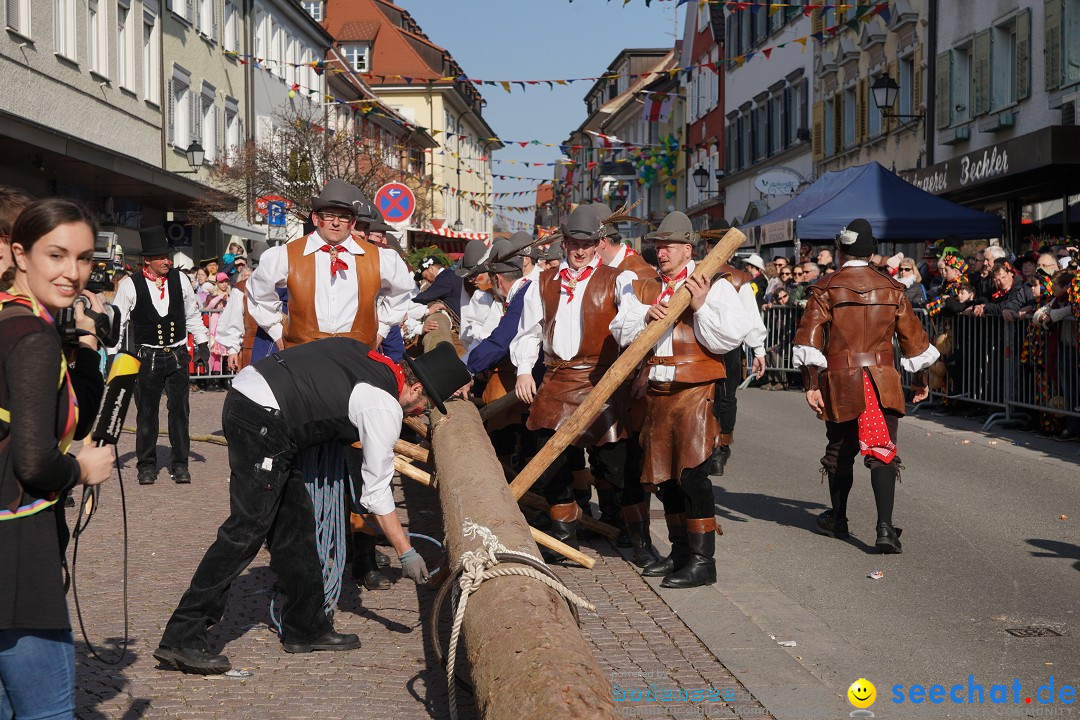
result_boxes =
[758,305,1080,434]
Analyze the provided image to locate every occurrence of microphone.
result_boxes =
[84,353,141,516]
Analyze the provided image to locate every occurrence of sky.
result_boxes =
[401,0,679,230]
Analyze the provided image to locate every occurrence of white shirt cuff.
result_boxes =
[792,345,827,369]
[900,344,940,373]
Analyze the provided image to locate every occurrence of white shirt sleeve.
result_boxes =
[899,344,941,373]
[792,345,828,369]
[737,282,767,357]
[348,383,404,516]
[509,277,544,376]
[245,244,288,342]
[608,293,649,347]
[109,275,137,353]
[376,248,413,339]
[214,288,246,355]
[182,275,209,345]
[693,278,752,355]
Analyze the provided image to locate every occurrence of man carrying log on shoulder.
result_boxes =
[610,211,753,588]
[509,205,650,563]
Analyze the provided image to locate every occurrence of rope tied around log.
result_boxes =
[439,520,596,720]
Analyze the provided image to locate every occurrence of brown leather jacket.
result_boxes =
[793,264,931,423]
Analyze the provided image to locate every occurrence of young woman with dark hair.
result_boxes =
[0,198,114,719]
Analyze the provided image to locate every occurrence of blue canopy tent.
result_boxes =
[740,162,1003,247]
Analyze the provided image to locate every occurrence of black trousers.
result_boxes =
[134,346,191,470]
[534,430,642,508]
[160,391,331,649]
[820,411,901,472]
[655,460,714,519]
[713,347,744,434]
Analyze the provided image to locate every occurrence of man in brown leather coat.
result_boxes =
[792,219,938,553]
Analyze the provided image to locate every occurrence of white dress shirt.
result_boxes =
[609,260,753,383]
[459,288,495,350]
[213,287,247,355]
[509,257,636,376]
[230,366,402,515]
[791,260,940,372]
[735,282,767,358]
[111,270,208,351]
[607,244,630,269]
[245,231,413,342]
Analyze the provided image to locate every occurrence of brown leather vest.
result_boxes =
[617,251,655,278]
[234,278,259,368]
[718,263,752,292]
[538,264,621,366]
[633,277,727,385]
[283,234,380,347]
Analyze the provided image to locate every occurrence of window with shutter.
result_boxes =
[1063,0,1080,85]
[812,101,824,160]
[912,47,923,115]
[972,30,991,116]
[1016,8,1031,99]
[1045,0,1062,90]
[884,60,898,132]
[167,77,175,145]
[857,78,868,144]
[5,0,17,31]
[192,92,201,144]
[935,51,951,128]
[812,9,824,37]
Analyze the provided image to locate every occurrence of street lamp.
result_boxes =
[453,218,464,232]
[174,141,206,174]
[871,76,923,129]
[692,165,710,194]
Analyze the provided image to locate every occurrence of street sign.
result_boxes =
[255,194,292,216]
[267,201,286,227]
[374,182,415,224]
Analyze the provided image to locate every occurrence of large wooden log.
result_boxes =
[430,400,616,720]
[509,227,746,500]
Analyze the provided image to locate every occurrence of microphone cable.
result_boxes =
[69,444,130,665]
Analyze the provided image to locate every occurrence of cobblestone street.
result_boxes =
[70,390,767,719]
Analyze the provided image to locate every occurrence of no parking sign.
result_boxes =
[374,182,415,224]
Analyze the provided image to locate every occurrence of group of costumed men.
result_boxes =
[150,174,936,675]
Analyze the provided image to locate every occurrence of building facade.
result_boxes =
[681,2,723,230]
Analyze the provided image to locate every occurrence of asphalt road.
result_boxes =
[688,386,1080,718]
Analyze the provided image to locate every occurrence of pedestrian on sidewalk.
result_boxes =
[793,219,938,554]
[155,338,469,675]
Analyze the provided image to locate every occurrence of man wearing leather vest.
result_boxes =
[510,205,645,562]
[792,219,939,554]
[610,212,753,588]
[112,227,209,485]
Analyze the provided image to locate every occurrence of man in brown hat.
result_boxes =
[793,218,938,554]
[592,201,655,278]
[509,205,651,562]
[611,211,752,588]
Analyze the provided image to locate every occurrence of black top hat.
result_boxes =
[139,226,173,257]
[835,218,877,258]
[312,179,360,215]
[403,341,471,414]
[645,211,694,244]
[559,206,602,242]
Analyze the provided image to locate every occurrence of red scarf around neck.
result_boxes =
[655,265,689,305]
[142,267,166,299]
[367,349,405,394]
[320,244,349,278]
[559,263,596,303]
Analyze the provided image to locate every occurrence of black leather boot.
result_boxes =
[643,513,689,577]
[620,503,659,568]
[542,502,581,563]
[661,518,718,589]
[352,532,390,590]
[571,470,595,518]
[708,443,731,476]
[597,484,630,547]
[876,522,903,554]
[816,509,850,539]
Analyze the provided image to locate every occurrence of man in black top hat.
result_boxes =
[155,339,470,675]
[112,227,210,485]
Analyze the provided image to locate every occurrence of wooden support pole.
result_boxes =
[519,492,620,541]
[393,439,430,464]
[430,400,616,720]
[394,455,431,486]
[402,415,429,439]
[478,390,523,422]
[530,527,594,569]
[509,227,746,500]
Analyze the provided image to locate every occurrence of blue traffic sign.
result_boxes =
[374,182,415,224]
[267,201,286,227]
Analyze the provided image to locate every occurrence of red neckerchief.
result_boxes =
[858,370,896,464]
[655,265,689,305]
[624,247,640,257]
[142,267,166,299]
[991,286,1010,301]
[319,244,349,278]
[559,263,596,303]
[367,349,405,394]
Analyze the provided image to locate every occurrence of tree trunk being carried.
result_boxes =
[430,400,616,720]
[509,227,747,500]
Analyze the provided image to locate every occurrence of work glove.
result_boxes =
[195,342,211,363]
[399,547,430,585]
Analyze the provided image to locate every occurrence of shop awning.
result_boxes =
[212,211,266,242]
[741,161,1003,244]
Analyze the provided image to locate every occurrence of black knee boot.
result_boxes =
[571,469,595,518]
[596,481,630,547]
[871,465,902,553]
[620,502,659,568]
[352,532,390,590]
[661,517,718,589]
[543,502,581,563]
[816,466,853,539]
[642,513,688,577]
